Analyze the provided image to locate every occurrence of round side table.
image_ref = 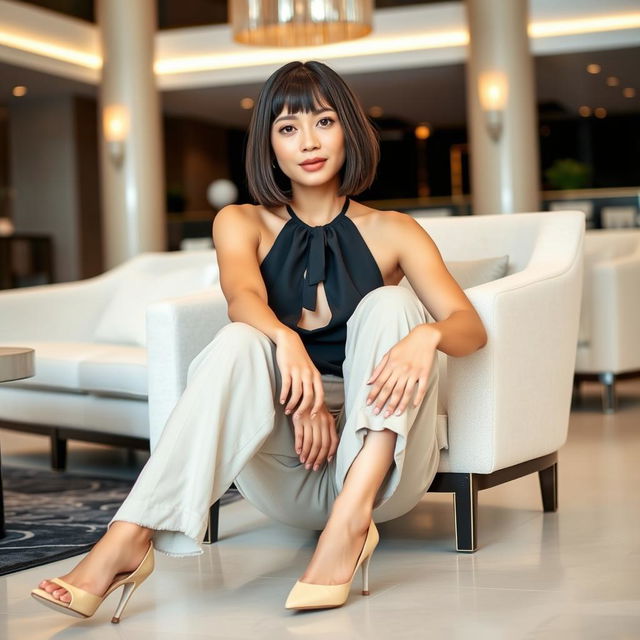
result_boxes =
[0,346,35,538]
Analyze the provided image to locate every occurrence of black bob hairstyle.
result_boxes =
[245,60,380,209]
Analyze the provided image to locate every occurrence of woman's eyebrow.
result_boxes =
[273,109,335,125]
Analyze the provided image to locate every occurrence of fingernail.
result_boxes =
[384,410,390,417]
[305,464,311,470]
[313,465,319,471]
[301,456,305,463]
[374,407,380,414]
[366,398,372,405]
[396,409,402,415]
[296,448,301,454]
[328,456,333,462]
[311,412,317,418]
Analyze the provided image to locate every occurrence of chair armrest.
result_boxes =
[0,274,119,342]
[445,236,584,473]
[146,287,230,450]
[588,252,640,372]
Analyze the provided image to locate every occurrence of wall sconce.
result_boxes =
[478,71,508,142]
[103,104,128,167]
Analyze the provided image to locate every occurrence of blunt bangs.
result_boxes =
[245,60,380,209]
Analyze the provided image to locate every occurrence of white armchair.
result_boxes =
[148,211,584,552]
[574,229,640,412]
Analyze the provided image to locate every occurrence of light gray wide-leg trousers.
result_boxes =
[108,285,441,557]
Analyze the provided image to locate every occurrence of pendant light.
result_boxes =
[230,0,373,47]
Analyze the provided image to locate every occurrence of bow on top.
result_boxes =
[302,226,327,311]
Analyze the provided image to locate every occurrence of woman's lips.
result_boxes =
[299,159,326,172]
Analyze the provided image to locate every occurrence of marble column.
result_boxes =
[97,0,166,268]
[465,0,540,214]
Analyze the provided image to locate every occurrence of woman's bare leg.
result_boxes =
[299,428,397,585]
[37,522,154,603]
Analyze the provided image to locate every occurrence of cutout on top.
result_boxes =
[296,271,333,331]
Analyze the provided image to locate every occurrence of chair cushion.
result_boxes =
[399,255,509,417]
[93,263,218,347]
[0,341,147,399]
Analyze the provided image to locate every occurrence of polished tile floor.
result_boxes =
[1,379,639,639]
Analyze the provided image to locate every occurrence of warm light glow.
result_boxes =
[623,87,636,98]
[415,124,431,140]
[155,30,469,75]
[2,12,640,77]
[240,97,254,109]
[606,76,620,87]
[103,105,128,142]
[0,30,101,69]
[12,85,28,97]
[530,13,640,38]
[594,107,607,119]
[586,63,601,74]
[478,71,508,111]
[369,106,384,118]
[578,105,592,117]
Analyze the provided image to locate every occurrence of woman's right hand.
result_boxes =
[275,329,325,419]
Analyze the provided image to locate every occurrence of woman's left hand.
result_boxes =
[365,325,440,418]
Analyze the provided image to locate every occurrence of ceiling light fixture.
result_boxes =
[230,0,373,47]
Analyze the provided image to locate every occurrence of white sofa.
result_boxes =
[574,228,640,412]
[0,250,221,468]
[0,211,584,552]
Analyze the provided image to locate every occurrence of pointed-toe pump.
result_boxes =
[285,520,379,610]
[30,540,155,623]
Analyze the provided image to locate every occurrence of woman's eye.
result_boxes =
[319,117,334,126]
[279,125,294,134]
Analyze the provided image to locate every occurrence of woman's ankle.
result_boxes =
[108,521,154,543]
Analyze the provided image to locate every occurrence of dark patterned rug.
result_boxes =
[0,465,243,576]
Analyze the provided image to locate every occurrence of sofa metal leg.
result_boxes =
[51,431,67,471]
[452,473,479,553]
[203,499,220,544]
[538,462,558,512]
[598,372,616,413]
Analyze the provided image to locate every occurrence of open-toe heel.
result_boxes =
[31,540,155,623]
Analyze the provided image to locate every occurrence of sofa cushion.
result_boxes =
[0,341,147,399]
[94,263,218,347]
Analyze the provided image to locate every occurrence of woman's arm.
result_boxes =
[212,205,293,346]
[393,213,487,357]
[212,205,325,417]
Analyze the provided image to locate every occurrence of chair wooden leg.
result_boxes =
[539,462,558,512]
[203,499,220,544]
[51,431,67,471]
[452,473,479,553]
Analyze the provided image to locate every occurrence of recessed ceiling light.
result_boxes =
[586,64,601,74]
[594,107,607,119]
[578,105,592,117]
[606,76,619,87]
[240,97,254,109]
[622,87,636,98]
[12,85,27,97]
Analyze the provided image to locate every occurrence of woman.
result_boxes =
[31,60,487,619]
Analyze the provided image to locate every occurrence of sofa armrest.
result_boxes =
[146,287,230,450]
[445,236,584,474]
[588,251,640,372]
[0,274,119,342]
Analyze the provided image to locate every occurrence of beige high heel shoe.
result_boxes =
[285,520,379,610]
[30,540,155,623]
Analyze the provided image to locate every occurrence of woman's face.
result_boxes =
[270,104,345,187]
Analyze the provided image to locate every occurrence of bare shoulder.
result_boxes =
[211,203,261,246]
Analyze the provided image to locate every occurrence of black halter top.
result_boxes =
[259,196,384,377]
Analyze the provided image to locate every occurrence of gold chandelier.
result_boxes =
[230,0,373,47]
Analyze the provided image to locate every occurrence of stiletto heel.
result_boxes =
[111,581,137,624]
[285,520,379,610]
[31,540,155,622]
[361,554,371,596]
